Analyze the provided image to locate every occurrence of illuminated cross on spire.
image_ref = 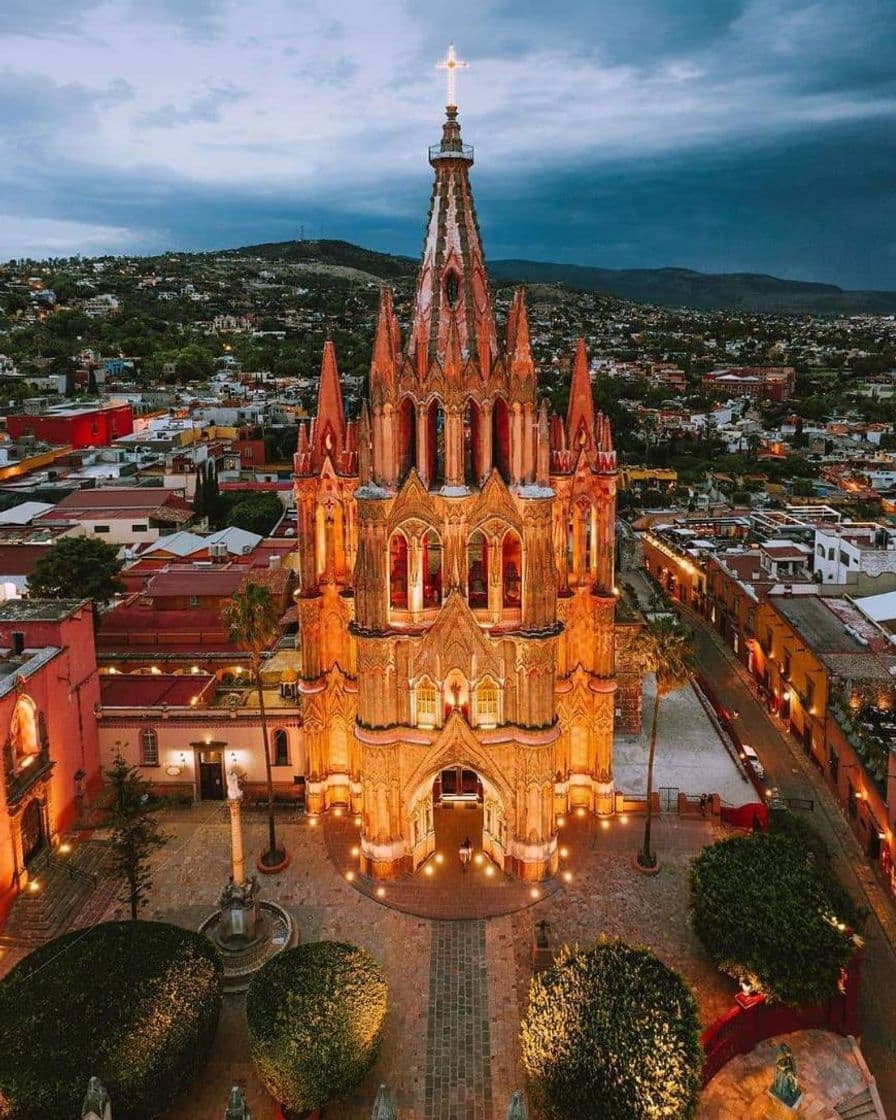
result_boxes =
[436,44,468,108]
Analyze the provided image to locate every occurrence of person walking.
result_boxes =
[459,836,473,872]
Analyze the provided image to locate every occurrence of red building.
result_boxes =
[702,367,796,402]
[5,403,134,449]
[0,600,102,923]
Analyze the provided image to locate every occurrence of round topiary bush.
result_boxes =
[247,940,388,1118]
[0,920,222,1120]
[521,939,703,1120]
[691,830,855,1005]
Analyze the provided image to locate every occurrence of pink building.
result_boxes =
[0,600,101,924]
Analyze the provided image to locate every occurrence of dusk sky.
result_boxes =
[1,0,894,289]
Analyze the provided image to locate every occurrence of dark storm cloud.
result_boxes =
[0,0,894,287]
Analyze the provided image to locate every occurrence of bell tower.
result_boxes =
[294,62,618,880]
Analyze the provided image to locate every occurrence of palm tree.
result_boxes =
[634,615,695,868]
[222,580,284,865]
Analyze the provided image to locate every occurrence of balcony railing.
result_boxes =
[428,143,474,162]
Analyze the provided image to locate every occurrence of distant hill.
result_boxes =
[228,239,896,314]
[488,260,896,314]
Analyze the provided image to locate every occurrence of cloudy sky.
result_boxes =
[1,0,894,288]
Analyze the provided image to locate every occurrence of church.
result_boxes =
[294,99,621,881]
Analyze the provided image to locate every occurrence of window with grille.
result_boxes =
[271,728,290,766]
[139,728,159,766]
[476,680,499,727]
[416,681,437,728]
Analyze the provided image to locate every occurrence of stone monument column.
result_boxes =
[227,768,246,887]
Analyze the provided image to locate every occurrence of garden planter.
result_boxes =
[257,849,291,874]
[632,853,662,875]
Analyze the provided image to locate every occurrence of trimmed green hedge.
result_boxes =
[0,920,222,1120]
[691,830,854,1005]
[247,941,387,1116]
[521,939,703,1120]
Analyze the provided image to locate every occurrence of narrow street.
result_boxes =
[684,605,896,1112]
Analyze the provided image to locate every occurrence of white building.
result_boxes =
[813,523,896,583]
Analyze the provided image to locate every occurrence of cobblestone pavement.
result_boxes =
[698,1030,872,1119]
[425,921,493,1120]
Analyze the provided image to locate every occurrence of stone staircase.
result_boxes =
[0,840,112,948]
[837,1088,886,1120]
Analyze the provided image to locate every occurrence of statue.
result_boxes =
[224,1085,251,1120]
[370,1083,398,1120]
[226,767,243,801]
[82,1077,111,1120]
[770,1043,801,1108]
[506,1091,528,1119]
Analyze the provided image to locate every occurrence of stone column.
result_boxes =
[227,770,245,887]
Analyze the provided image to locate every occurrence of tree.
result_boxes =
[632,616,695,868]
[104,751,168,920]
[222,581,284,866]
[175,343,215,382]
[247,942,387,1117]
[193,462,208,518]
[27,536,124,605]
[691,831,856,1005]
[227,493,284,536]
[520,939,703,1120]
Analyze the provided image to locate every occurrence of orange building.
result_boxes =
[293,105,618,880]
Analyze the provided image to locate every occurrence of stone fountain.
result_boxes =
[200,769,296,991]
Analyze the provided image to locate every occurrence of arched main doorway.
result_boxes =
[408,765,507,879]
[21,799,46,867]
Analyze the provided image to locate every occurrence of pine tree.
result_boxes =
[104,751,169,920]
[193,462,207,517]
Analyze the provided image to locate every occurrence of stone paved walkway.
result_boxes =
[426,921,493,1120]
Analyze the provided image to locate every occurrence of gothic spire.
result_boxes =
[507,287,535,389]
[409,108,497,371]
[312,339,346,471]
[566,337,596,454]
[370,286,401,404]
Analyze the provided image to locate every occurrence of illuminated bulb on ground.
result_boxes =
[345,871,355,882]
[559,847,569,859]
[474,852,484,865]
[333,807,343,818]
[576,807,586,818]
[620,814,628,824]
[376,886,386,898]
[563,871,573,883]
[351,846,359,857]
[556,816,566,828]
[28,881,40,893]
[529,887,541,900]
[424,864,435,877]
[434,852,444,864]
[601,819,610,830]
[354,816,362,827]
[59,843,71,854]
[308,816,318,828]
[485,865,495,878]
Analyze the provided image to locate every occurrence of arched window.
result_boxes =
[271,728,290,767]
[398,397,417,479]
[502,531,522,609]
[463,399,482,486]
[10,695,40,770]
[467,531,489,609]
[139,728,159,767]
[475,678,500,728]
[389,533,409,610]
[422,530,443,608]
[492,397,510,481]
[415,678,438,728]
[427,399,445,486]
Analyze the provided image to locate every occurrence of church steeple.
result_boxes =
[370,286,401,407]
[566,337,596,455]
[409,106,497,368]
